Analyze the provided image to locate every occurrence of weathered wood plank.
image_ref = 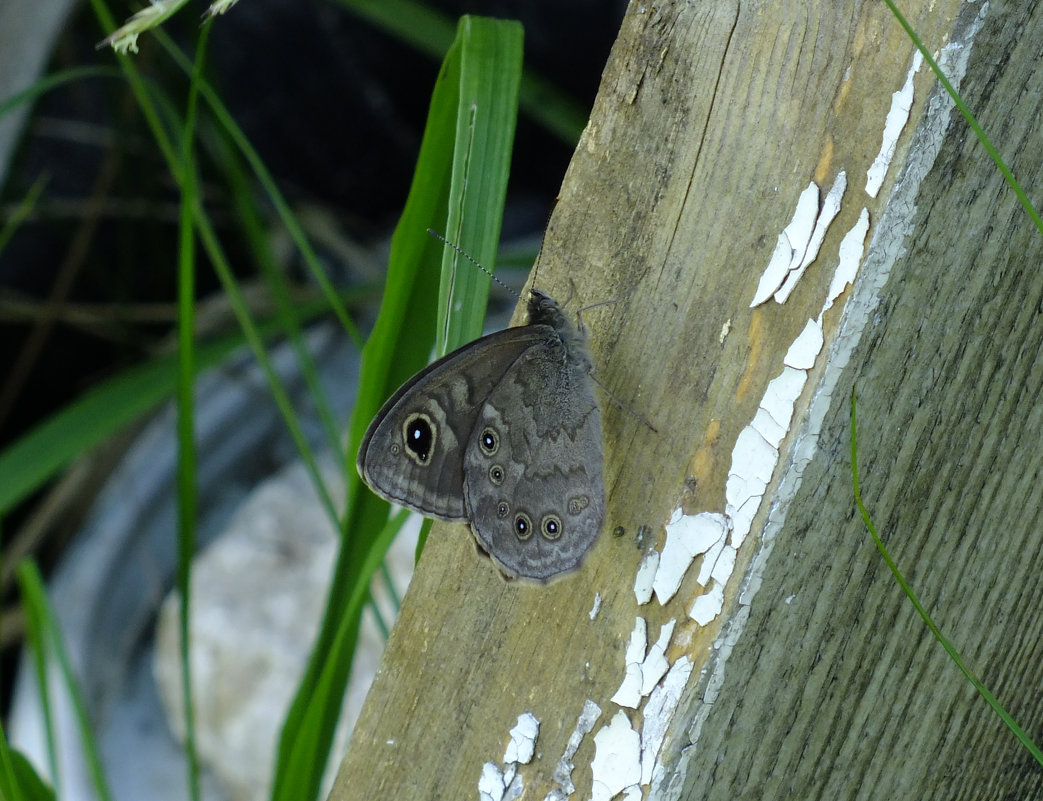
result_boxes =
[334,1,1043,798]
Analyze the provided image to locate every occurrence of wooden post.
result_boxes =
[334,1,1043,798]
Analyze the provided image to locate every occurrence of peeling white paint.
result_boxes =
[548,700,601,800]
[821,208,871,317]
[750,182,820,307]
[689,583,724,625]
[708,544,736,586]
[694,537,726,588]
[749,406,786,450]
[775,172,848,303]
[641,656,694,786]
[652,511,728,604]
[784,319,825,371]
[725,425,777,547]
[613,618,679,707]
[589,593,602,620]
[639,620,676,695]
[479,763,507,801]
[718,318,732,343]
[640,10,989,801]
[590,711,642,801]
[504,713,539,764]
[481,712,540,801]
[634,551,659,605]
[867,50,924,197]
[612,618,647,708]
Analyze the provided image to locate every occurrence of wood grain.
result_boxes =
[334,1,1043,798]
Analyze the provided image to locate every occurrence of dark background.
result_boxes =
[0,0,626,715]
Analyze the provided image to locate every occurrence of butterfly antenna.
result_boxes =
[427,229,519,298]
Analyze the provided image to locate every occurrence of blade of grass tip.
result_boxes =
[850,388,1043,765]
[0,176,48,257]
[0,66,122,122]
[16,562,114,801]
[0,727,56,801]
[337,0,585,145]
[174,21,210,801]
[270,18,523,801]
[883,0,1043,236]
[425,13,522,544]
[16,560,59,794]
[438,16,522,355]
[89,0,180,169]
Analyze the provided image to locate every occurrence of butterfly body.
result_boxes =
[357,290,604,582]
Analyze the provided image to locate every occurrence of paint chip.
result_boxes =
[479,763,506,801]
[750,182,820,307]
[775,172,848,303]
[641,656,694,785]
[822,207,870,316]
[590,711,642,801]
[634,551,659,605]
[690,583,724,625]
[550,700,601,796]
[504,712,539,764]
[784,319,824,371]
[589,592,602,620]
[639,620,676,695]
[725,425,777,547]
[867,50,923,197]
[652,511,729,604]
[612,618,647,708]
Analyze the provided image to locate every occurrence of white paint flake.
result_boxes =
[634,551,659,605]
[750,182,820,307]
[725,425,777,548]
[784,319,825,371]
[613,618,679,708]
[589,593,602,620]
[547,700,601,800]
[867,50,924,197]
[479,763,507,801]
[640,620,676,695]
[821,208,871,317]
[641,656,694,786]
[612,618,648,708]
[504,713,539,764]
[481,712,540,801]
[590,711,642,801]
[689,583,724,625]
[652,511,729,604]
[775,172,848,303]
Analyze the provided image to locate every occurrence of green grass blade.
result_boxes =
[16,559,58,793]
[173,22,210,801]
[0,290,351,519]
[269,17,523,801]
[0,727,55,801]
[885,0,1043,237]
[0,66,123,121]
[850,388,1043,765]
[335,0,585,143]
[0,176,48,257]
[438,15,524,355]
[16,562,114,801]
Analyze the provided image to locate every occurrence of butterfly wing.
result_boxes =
[462,331,604,581]
[357,327,547,519]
